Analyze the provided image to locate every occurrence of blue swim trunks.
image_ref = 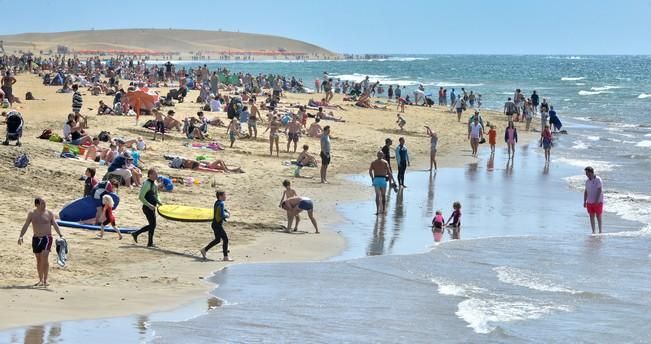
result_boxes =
[298,199,313,211]
[372,176,387,189]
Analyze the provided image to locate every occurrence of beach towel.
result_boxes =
[56,237,68,267]
[186,142,225,151]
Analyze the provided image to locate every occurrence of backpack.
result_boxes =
[49,133,63,142]
[14,153,29,168]
[170,157,184,169]
[25,92,35,100]
[98,131,111,142]
[202,104,211,111]
[142,120,155,128]
[38,128,53,140]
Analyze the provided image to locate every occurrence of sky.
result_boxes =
[1,0,651,54]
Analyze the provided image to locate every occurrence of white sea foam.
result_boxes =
[432,279,486,297]
[562,178,651,227]
[572,140,588,150]
[385,57,430,62]
[638,93,651,99]
[606,191,651,224]
[331,73,419,86]
[645,134,651,137]
[561,77,585,81]
[456,298,570,334]
[590,85,622,91]
[434,82,484,87]
[586,135,600,141]
[578,90,612,96]
[600,225,651,238]
[555,157,619,172]
[563,98,572,101]
[493,267,580,294]
[636,140,651,147]
[575,83,586,86]
[432,278,570,334]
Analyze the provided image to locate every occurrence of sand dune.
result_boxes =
[0,29,336,57]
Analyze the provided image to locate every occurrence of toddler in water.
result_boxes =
[396,114,406,130]
[98,194,122,240]
[446,201,462,239]
[431,210,445,243]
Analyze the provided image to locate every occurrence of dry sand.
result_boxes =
[0,73,535,330]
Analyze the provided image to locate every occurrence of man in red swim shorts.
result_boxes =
[583,166,604,234]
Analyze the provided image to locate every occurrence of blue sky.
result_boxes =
[1,0,650,54]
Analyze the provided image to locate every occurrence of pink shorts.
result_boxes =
[586,203,603,216]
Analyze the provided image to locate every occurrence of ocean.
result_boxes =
[3,55,651,343]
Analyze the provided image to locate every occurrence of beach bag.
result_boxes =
[170,157,184,169]
[142,120,155,128]
[38,128,53,140]
[25,92,35,100]
[202,104,211,111]
[49,133,63,142]
[14,153,29,168]
[98,131,111,142]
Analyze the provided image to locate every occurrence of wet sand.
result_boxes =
[2,139,621,343]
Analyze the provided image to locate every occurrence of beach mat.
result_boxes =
[158,204,213,222]
[56,220,137,234]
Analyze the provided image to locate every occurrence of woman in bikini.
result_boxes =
[265,115,281,157]
[425,125,438,171]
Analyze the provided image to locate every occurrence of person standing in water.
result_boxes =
[132,168,162,247]
[505,121,518,160]
[541,124,553,162]
[584,166,604,234]
[201,191,233,261]
[369,151,393,214]
[425,126,438,171]
[395,137,410,188]
[18,197,64,287]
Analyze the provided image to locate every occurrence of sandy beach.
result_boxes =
[0,73,534,330]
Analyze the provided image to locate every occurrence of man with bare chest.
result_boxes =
[286,116,302,153]
[18,197,63,287]
[369,151,393,214]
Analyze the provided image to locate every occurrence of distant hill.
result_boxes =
[0,29,337,58]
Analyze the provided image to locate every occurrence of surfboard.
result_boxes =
[157,204,213,222]
[59,193,120,222]
[56,220,137,233]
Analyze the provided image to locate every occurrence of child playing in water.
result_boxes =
[396,114,406,131]
[488,125,497,154]
[432,209,445,242]
[98,194,122,240]
[446,201,462,239]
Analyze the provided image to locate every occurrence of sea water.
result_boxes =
[145,145,651,343]
[146,56,651,343]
